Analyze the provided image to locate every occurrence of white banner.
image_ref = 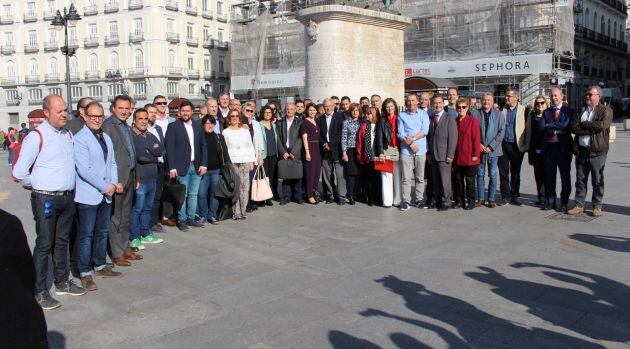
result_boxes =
[231,72,305,91]
[404,54,553,78]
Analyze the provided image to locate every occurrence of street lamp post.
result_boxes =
[51,4,81,117]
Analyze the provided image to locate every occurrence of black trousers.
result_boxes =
[424,158,433,204]
[499,141,524,200]
[31,191,75,293]
[361,164,381,204]
[432,161,453,208]
[263,155,279,200]
[454,165,478,204]
[151,162,166,226]
[544,143,572,206]
[529,152,546,202]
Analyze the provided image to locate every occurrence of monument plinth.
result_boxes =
[297,5,411,103]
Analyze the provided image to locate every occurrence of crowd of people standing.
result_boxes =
[9,84,613,312]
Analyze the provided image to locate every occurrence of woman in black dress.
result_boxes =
[301,104,322,204]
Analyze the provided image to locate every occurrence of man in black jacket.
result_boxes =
[277,102,304,205]
[317,99,346,205]
[568,85,613,217]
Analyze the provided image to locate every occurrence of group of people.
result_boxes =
[10,84,612,311]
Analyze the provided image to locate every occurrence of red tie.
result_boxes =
[553,109,559,121]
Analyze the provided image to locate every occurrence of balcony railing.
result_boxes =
[218,71,229,79]
[67,39,79,49]
[7,99,20,106]
[166,32,180,43]
[165,0,178,11]
[186,37,198,46]
[1,77,18,85]
[85,71,100,80]
[25,75,40,83]
[164,66,183,76]
[44,74,60,82]
[129,32,144,43]
[217,13,227,22]
[44,41,58,52]
[84,37,99,48]
[24,44,39,53]
[202,38,214,48]
[104,2,119,13]
[167,93,179,99]
[187,69,199,79]
[186,5,197,15]
[218,41,228,50]
[1,45,15,54]
[129,0,143,10]
[127,67,147,77]
[105,35,120,46]
[133,94,146,101]
[204,70,215,80]
[0,16,14,24]
[29,98,41,105]
[70,72,81,80]
[201,9,213,19]
[43,10,56,20]
[23,12,38,22]
[84,5,98,15]
[105,69,122,78]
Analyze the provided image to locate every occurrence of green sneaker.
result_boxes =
[129,238,146,250]
[141,233,163,244]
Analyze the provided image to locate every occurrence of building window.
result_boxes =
[71,86,83,99]
[203,26,211,41]
[133,18,143,34]
[218,29,224,42]
[202,0,208,11]
[89,54,98,71]
[219,58,225,72]
[6,90,18,102]
[134,49,143,68]
[168,50,176,67]
[89,23,98,38]
[47,29,56,44]
[88,85,102,97]
[108,83,123,97]
[9,113,19,125]
[187,23,194,39]
[593,12,597,31]
[4,32,13,45]
[49,87,62,96]
[26,2,36,16]
[69,27,77,43]
[187,54,194,69]
[204,56,210,71]
[109,51,119,70]
[217,1,223,15]
[167,82,178,95]
[600,16,605,34]
[49,57,58,74]
[46,0,55,12]
[188,83,195,95]
[133,82,146,96]
[70,56,79,73]
[29,58,38,75]
[167,19,175,33]
[28,30,37,46]
[6,61,15,77]
[28,88,43,101]
[2,4,12,17]
[219,84,226,93]
[109,21,118,37]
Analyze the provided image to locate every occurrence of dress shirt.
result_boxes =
[504,105,517,143]
[92,129,108,162]
[579,107,595,147]
[285,117,295,148]
[148,125,164,163]
[325,113,333,140]
[397,108,430,157]
[155,115,170,135]
[12,121,75,191]
[183,120,195,162]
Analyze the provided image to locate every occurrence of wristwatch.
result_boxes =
[411,136,416,141]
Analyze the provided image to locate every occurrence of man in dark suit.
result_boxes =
[66,97,94,134]
[102,95,142,266]
[277,102,304,205]
[165,100,208,231]
[568,85,613,217]
[427,95,458,211]
[217,91,231,131]
[317,98,346,204]
[540,87,575,212]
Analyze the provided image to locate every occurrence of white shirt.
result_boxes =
[579,107,595,147]
[325,113,333,140]
[222,127,256,164]
[184,120,195,162]
[285,117,294,148]
[435,110,444,124]
[148,125,164,163]
[155,115,170,134]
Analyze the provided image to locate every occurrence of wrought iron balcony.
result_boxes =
[201,9,213,19]
[127,67,147,77]
[7,99,20,106]
[105,35,120,46]
[217,41,228,50]
[203,70,214,80]
[23,12,38,22]
[163,66,183,76]
[129,32,144,43]
[84,37,99,48]
[202,38,214,48]
[0,77,18,85]
[44,41,58,52]
[105,69,122,79]
[84,5,98,16]
[133,94,146,101]
[25,75,40,83]
[129,0,143,10]
[186,5,197,15]
[1,45,15,54]
[217,13,227,22]
[218,71,229,79]
[44,74,60,82]
[187,69,200,79]
[186,37,198,46]
[85,71,100,80]
[43,10,56,20]
[24,44,39,53]
[166,32,180,43]
[167,93,179,99]
[104,2,119,13]
[165,0,178,11]
[70,72,81,80]
[67,39,79,49]
[0,15,14,24]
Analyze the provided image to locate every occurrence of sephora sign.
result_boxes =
[404,54,553,78]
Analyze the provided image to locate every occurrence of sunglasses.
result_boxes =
[244,109,254,113]
[456,105,468,110]
[155,102,167,105]
[586,93,599,97]
[535,101,546,106]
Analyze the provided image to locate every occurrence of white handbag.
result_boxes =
[251,165,273,201]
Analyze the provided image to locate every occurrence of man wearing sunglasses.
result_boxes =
[568,86,613,217]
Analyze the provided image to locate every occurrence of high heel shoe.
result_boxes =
[308,197,318,205]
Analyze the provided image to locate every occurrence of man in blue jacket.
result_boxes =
[73,101,122,291]
[165,100,207,231]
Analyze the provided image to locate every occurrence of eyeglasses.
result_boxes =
[87,114,105,120]
[79,105,89,109]
[586,93,599,97]
[456,105,468,110]
[244,109,254,113]
[155,102,167,105]
[535,101,546,106]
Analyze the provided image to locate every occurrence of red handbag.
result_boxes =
[374,159,394,173]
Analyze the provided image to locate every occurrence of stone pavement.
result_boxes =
[1,124,630,349]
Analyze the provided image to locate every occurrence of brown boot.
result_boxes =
[123,251,143,260]
[475,200,484,208]
[81,276,98,291]
[113,257,131,267]
[568,206,584,215]
[487,201,496,208]
[94,266,122,278]
[593,207,602,217]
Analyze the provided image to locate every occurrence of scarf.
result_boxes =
[364,123,373,162]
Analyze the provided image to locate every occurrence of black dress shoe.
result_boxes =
[452,202,462,209]
[296,199,305,205]
[559,205,568,213]
[337,199,345,206]
[437,206,449,212]
[265,200,273,206]
[541,203,552,211]
[348,198,355,205]
[279,199,289,206]
[246,207,254,213]
[510,198,523,206]
[326,198,334,204]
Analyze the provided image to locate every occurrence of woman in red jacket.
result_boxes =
[453,97,481,210]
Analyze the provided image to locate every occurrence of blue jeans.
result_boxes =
[477,155,499,201]
[198,169,221,220]
[76,200,111,277]
[178,164,202,222]
[7,148,13,164]
[130,181,156,240]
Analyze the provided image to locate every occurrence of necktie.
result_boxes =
[553,109,559,121]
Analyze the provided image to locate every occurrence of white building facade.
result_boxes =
[0,0,232,130]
